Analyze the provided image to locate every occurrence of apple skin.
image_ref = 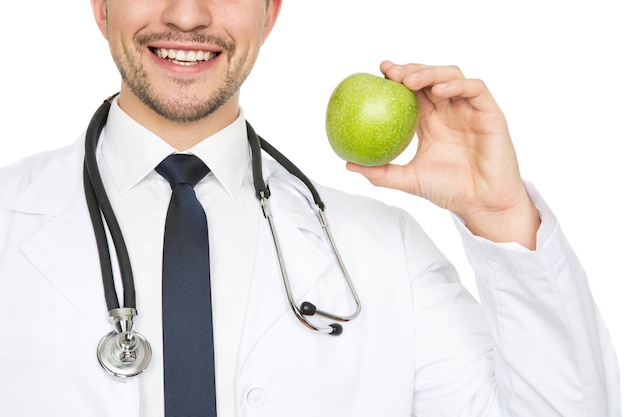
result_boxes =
[326,73,419,166]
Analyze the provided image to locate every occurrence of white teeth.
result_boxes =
[156,48,216,64]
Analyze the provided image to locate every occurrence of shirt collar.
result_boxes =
[101,97,251,199]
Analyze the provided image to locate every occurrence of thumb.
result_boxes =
[346,162,414,194]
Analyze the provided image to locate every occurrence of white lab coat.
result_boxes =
[0,135,620,417]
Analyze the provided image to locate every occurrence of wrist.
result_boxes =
[461,196,541,250]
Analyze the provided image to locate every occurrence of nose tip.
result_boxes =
[162,0,212,32]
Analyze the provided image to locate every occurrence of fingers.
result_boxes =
[431,78,498,112]
[380,61,496,111]
[381,61,463,89]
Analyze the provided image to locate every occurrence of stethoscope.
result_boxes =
[83,95,362,378]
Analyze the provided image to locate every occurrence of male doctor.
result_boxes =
[0,0,620,416]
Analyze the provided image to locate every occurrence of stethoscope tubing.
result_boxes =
[247,123,361,334]
[84,94,136,311]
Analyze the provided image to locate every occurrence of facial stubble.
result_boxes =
[112,32,254,123]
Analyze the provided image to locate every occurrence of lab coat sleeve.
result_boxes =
[452,181,621,416]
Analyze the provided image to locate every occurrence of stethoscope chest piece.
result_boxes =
[96,308,152,378]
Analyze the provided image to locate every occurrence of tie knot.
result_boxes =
[156,154,210,189]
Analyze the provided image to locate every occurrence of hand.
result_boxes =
[347,61,540,249]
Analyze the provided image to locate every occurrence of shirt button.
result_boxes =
[246,388,267,407]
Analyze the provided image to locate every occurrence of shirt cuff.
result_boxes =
[451,181,563,271]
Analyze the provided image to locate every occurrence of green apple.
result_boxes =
[326,73,419,166]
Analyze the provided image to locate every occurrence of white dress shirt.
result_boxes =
[97,98,258,417]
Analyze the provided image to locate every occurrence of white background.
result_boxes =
[1,0,624,405]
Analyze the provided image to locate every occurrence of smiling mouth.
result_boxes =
[150,47,220,66]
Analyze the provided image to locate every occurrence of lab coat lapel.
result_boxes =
[237,163,335,366]
[8,142,107,329]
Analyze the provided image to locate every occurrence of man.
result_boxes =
[0,0,620,416]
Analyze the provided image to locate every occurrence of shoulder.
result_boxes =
[0,136,85,203]
[302,172,452,274]
[317,181,418,234]
[0,136,84,214]
[262,156,429,239]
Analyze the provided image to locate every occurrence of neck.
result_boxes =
[116,88,240,151]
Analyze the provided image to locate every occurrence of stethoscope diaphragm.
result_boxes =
[97,330,152,378]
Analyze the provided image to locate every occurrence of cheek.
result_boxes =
[237,20,267,54]
[104,2,154,40]
[222,3,268,40]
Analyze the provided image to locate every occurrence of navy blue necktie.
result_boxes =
[156,154,217,417]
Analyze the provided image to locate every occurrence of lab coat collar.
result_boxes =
[101,98,250,199]
[8,139,110,329]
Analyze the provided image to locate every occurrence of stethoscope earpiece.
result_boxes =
[300,301,343,335]
[300,301,317,316]
[329,323,343,336]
